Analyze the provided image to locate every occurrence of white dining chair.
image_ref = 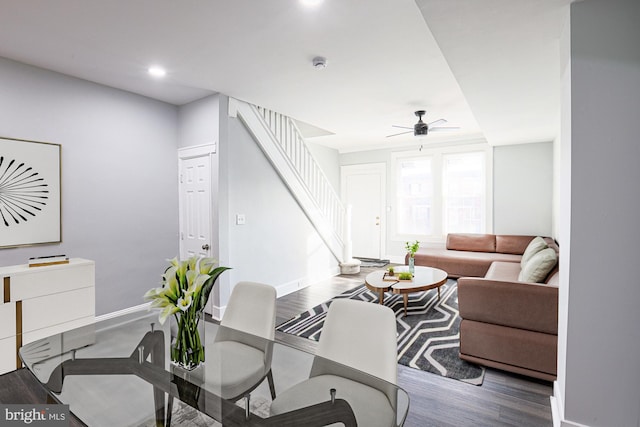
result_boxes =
[270,298,403,427]
[205,281,277,401]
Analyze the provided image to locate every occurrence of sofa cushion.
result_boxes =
[520,236,548,267]
[446,233,496,253]
[413,249,521,278]
[460,320,557,377]
[495,235,536,255]
[484,261,522,282]
[519,247,557,283]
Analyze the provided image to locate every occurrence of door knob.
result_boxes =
[202,244,210,251]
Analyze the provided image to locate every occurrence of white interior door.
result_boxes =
[178,146,214,259]
[341,164,386,260]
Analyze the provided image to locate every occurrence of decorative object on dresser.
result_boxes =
[0,258,95,374]
[0,137,62,249]
[28,255,69,267]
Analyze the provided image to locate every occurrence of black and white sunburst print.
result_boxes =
[0,155,49,227]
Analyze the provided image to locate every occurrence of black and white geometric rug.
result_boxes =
[276,280,485,385]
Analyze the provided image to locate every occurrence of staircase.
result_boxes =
[233,100,346,262]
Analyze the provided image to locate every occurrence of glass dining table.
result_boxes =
[19,311,409,426]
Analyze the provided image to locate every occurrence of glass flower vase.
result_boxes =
[170,309,205,371]
[408,256,415,274]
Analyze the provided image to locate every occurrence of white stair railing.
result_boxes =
[234,101,345,262]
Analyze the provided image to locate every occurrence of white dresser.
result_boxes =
[0,258,95,374]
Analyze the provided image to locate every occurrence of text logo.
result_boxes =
[0,405,69,426]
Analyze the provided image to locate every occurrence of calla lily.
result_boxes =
[188,256,198,272]
[145,256,230,369]
[143,287,163,301]
[186,273,210,297]
[150,298,171,309]
[176,260,189,285]
[199,257,216,274]
[158,304,180,324]
[163,267,180,301]
[177,294,192,312]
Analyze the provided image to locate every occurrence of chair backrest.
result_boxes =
[313,299,398,385]
[220,281,277,340]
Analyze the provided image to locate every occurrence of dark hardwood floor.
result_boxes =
[274,266,554,427]
[1,266,553,427]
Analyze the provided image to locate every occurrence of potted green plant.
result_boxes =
[387,266,395,276]
[405,240,420,273]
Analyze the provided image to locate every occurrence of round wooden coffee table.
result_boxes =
[364,266,448,316]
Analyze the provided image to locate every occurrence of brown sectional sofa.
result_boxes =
[408,233,559,381]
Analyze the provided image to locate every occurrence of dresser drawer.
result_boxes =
[22,286,95,333]
[9,262,94,301]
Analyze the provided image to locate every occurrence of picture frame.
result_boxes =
[0,137,61,248]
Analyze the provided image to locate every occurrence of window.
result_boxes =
[397,157,433,235]
[442,152,485,233]
[394,146,490,240]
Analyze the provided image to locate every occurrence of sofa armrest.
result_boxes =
[457,277,558,335]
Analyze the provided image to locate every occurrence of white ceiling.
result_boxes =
[0,0,571,152]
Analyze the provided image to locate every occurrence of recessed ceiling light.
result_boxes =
[300,0,323,7]
[148,66,166,78]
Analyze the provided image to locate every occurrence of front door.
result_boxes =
[341,163,386,260]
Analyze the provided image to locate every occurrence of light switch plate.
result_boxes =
[236,214,246,225]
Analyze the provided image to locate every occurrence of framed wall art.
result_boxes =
[0,137,61,248]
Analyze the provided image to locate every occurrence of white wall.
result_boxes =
[340,141,553,260]
[306,141,341,193]
[0,57,179,315]
[493,142,553,236]
[555,1,640,426]
[220,115,339,304]
[178,94,220,149]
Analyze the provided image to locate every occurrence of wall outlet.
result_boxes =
[236,214,246,225]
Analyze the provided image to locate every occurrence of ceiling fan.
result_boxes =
[386,110,459,138]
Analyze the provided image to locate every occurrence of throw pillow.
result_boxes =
[518,247,558,283]
[520,236,548,268]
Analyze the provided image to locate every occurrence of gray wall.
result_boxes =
[221,116,339,304]
[176,98,339,312]
[493,142,553,236]
[0,57,179,316]
[557,1,640,426]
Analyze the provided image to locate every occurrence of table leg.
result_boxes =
[402,294,408,317]
[378,289,385,305]
[438,286,441,300]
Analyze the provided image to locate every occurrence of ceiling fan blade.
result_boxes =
[427,118,447,127]
[429,126,460,132]
[391,125,413,130]
[385,130,414,138]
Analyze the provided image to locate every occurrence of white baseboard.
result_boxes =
[387,255,406,264]
[99,265,341,323]
[275,265,341,298]
[95,302,150,322]
[551,381,590,427]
